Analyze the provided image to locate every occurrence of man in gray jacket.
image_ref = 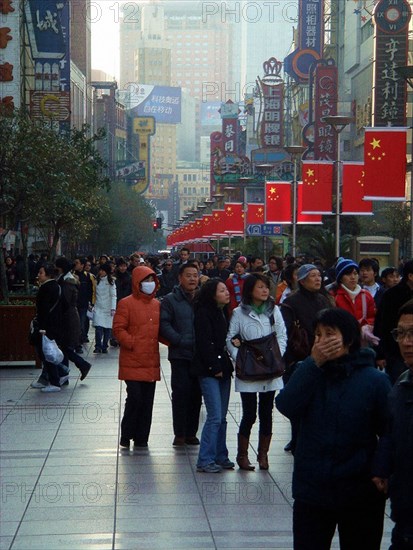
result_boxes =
[160,263,202,446]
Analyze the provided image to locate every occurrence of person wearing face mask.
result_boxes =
[276,308,391,550]
[113,266,161,449]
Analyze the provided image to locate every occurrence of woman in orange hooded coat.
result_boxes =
[113,266,161,449]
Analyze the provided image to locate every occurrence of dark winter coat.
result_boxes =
[157,268,177,298]
[275,348,392,507]
[373,368,413,524]
[193,303,233,379]
[374,280,413,360]
[115,270,132,303]
[35,279,62,343]
[58,273,81,348]
[160,285,196,361]
[75,270,94,309]
[281,286,334,365]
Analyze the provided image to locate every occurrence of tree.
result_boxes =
[0,110,110,302]
[89,182,155,255]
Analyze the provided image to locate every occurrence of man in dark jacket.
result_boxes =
[280,264,335,452]
[157,259,176,299]
[160,263,202,446]
[374,260,413,383]
[73,257,94,350]
[373,300,413,550]
[276,308,391,550]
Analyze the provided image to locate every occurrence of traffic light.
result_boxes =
[156,216,162,229]
[152,221,158,232]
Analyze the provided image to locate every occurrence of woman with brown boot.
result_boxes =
[226,273,287,470]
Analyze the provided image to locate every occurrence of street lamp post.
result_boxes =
[321,115,353,258]
[395,65,413,259]
[285,145,306,257]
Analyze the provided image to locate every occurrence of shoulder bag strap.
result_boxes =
[49,285,61,314]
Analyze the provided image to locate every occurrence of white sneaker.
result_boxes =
[59,375,70,386]
[31,380,47,389]
[41,385,61,393]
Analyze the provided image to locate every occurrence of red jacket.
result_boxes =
[331,285,376,326]
[113,266,161,382]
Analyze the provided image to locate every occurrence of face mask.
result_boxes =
[141,281,156,295]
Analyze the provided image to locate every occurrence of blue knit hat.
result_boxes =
[335,257,359,283]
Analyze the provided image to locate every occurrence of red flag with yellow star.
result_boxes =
[211,209,226,236]
[265,182,291,224]
[342,162,373,215]
[202,214,213,238]
[363,127,407,201]
[301,161,334,214]
[223,203,244,233]
[247,203,265,225]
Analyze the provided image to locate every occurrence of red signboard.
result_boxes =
[314,63,338,161]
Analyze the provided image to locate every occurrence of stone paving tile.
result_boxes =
[0,342,395,550]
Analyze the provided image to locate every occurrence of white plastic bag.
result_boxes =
[42,334,64,365]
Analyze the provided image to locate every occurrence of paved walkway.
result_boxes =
[1,342,393,550]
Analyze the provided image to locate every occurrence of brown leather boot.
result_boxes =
[257,434,272,470]
[236,433,255,470]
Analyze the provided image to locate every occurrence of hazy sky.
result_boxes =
[91,0,121,79]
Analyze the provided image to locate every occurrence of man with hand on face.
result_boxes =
[276,308,391,550]
[160,263,202,446]
[373,300,413,550]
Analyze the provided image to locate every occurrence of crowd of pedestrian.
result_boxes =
[13,247,413,549]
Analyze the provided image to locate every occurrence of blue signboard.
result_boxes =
[246,224,283,236]
[129,85,181,124]
[200,102,221,126]
[25,1,67,59]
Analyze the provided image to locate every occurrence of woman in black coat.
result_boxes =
[193,278,234,473]
[31,263,66,392]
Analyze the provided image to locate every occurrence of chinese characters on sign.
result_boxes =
[260,83,284,148]
[373,0,411,126]
[314,63,338,160]
[0,0,19,109]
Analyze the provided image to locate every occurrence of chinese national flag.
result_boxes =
[211,209,226,236]
[301,161,334,214]
[363,127,407,201]
[223,202,244,233]
[194,218,203,239]
[247,203,265,225]
[342,162,373,215]
[297,183,322,224]
[265,182,291,224]
[202,214,213,238]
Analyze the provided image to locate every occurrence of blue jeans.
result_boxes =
[197,376,231,468]
[95,326,110,351]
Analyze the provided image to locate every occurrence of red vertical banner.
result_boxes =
[363,127,407,201]
[223,203,244,234]
[297,183,322,224]
[301,160,334,214]
[341,162,373,215]
[265,182,292,224]
[247,203,265,225]
[211,209,226,236]
[314,63,338,161]
[202,214,213,238]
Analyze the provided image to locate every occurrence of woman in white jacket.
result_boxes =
[226,273,287,471]
[93,262,117,353]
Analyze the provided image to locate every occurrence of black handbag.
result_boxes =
[235,331,285,381]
